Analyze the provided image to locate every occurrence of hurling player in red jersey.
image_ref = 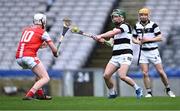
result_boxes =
[16,13,58,100]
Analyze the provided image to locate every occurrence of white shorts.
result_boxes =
[16,57,40,69]
[109,54,133,67]
[140,49,162,64]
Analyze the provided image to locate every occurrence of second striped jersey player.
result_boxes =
[132,7,175,98]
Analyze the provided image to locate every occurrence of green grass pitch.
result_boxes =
[0,96,180,110]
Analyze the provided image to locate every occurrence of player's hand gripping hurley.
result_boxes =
[56,17,72,55]
[71,26,113,47]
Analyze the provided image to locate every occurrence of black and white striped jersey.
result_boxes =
[112,23,133,56]
[132,20,161,50]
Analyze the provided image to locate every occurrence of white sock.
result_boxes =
[166,84,170,88]
[109,88,116,95]
[133,84,140,90]
[147,88,152,93]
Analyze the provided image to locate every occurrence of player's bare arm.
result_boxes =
[47,41,58,57]
[40,41,48,48]
[97,38,106,43]
[142,34,162,43]
[96,28,121,40]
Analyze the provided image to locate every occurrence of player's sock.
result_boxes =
[133,83,140,90]
[36,88,44,96]
[147,88,152,95]
[166,87,171,92]
[109,88,116,95]
[25,88,36,97]
[165,85,171,92]
[26,91,34,97]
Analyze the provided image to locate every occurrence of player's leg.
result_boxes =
[117,64,143,99]
[35,77,44,96]
[24,62,50,100]
[117,64,135,86]
[139,51,152,97]
[35,77,52,100]
[150,49,175,97]
[154,63,175,97]
[103,62,118,98]
[140,63,152,97]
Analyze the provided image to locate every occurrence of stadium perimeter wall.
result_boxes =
[0,69,179,97]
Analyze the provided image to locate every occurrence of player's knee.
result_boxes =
[142,71,149,77]
[119,75,126,81]
[43,76,50,84]
[103,74,111,80]
[46,76,50,82]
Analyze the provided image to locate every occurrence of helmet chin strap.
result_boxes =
[114,22,120,27]
[40,19,45,29]
[113,20,124,28]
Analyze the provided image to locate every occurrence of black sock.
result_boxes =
[147,88,152,95]
[166,87,171,92]
[147,91,152,95]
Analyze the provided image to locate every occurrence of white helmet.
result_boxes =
[33,13,47,28]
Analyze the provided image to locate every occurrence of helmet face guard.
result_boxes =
[33,13,47,29]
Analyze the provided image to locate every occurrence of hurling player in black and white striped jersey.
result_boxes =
[95,9,143,99]
[132,8,175,98]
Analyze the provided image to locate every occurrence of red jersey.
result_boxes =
[16,25,51,58]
